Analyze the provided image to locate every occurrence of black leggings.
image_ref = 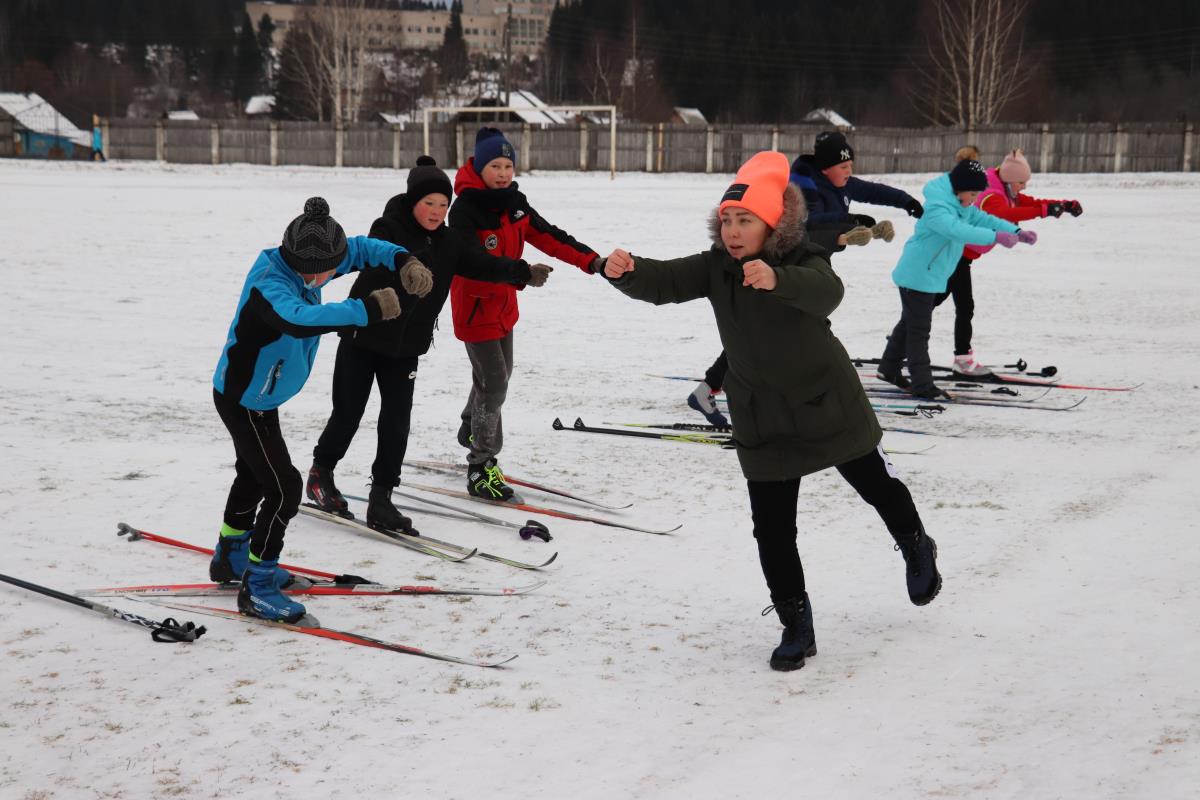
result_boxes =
[935,255,975,356]
[704,351,729,392]
[748,447,920,603]
[313,338,418,487]
[213,388,301,562]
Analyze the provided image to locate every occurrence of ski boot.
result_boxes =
[305,463,351,517]
[468,458,515,501]
[687,381,728,426]
[763,593,817,671]
[951,350,992,377]
[209,525,302,588]
[875,368,911,389]
[911,383,952,401]
[895,522,942,606]
[366,482,417,535]
[237,558,309,624]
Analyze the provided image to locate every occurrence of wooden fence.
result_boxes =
[101,118,1199,174]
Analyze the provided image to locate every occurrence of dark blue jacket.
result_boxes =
[790,154,917,225]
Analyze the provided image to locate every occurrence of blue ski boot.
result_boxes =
[210,525,300,588]
[237,558,308,623]
[687,381,728,426]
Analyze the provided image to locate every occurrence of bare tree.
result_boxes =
[299,0,374,123]
[914,0,1031,128]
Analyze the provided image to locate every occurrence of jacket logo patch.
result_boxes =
[485,234,499,250]
[512,209,524,220]
[722,183,749,203]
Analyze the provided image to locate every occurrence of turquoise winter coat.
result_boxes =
[891,173,1019,293]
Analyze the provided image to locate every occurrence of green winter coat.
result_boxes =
[608,185,882,482]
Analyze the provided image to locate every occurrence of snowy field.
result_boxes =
[1,159,1198,799]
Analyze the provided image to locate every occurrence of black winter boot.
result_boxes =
[366,482,415,534]
[306,463,350,517]
[763,593,817,671]
[875,368,911,389]
[896,522,941,605]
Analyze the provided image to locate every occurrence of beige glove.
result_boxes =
[527,263,554,287]
[399,257,433,298]
[843,226,873,246]
[871,220,895,242]
[367,287,401,322]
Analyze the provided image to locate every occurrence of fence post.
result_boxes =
[101,118,110,160]
[705,126,715,173]
[270,120,279,167]
[1183,123,1194,172]
[656,123,665,173]
[579,121,589,171]
[1113,124,1126,173]
[645,125,654,172]
[455,123,465,166]
[770,126,779,153]
[521,122,531,172]
[155,119,164,162]
[335,120,344,168]
[1040,123,1053,173]
[210,122,220,166]
[392,124,401,169]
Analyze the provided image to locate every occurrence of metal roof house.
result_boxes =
[0,92,92,158]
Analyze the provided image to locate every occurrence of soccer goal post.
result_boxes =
[422,105,618,180]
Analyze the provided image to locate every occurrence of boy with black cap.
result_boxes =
[306,157,551,531]
[791,131,924,226]
[211,196,430,623]
[449,127,600,500]
[876,161,1035,400]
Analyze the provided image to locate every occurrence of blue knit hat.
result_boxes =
[473,127,516,171]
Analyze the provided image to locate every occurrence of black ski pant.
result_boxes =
[934,255,975,356]
[748,446,921,604]
[213,387,301,563]
[461,332,514,466]
[879,287,938,390]
[312,338,418,488]
[704,351,729,392]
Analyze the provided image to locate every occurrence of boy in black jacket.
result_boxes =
[305,157,549,531]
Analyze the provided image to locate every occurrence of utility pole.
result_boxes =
[504,1,512,109]
[630,0,637,119]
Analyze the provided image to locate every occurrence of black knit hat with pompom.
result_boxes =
[281,196,348,274]
[406,155,453,203]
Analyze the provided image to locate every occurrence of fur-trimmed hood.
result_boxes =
[708,183,808,263]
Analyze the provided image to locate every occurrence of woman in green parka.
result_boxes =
[600,151,941,671]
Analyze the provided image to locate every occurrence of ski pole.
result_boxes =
[0,572,206,643]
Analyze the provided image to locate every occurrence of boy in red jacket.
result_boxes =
[939,148,1083,376]
[449,127,601,499]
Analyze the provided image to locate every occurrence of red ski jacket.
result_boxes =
[963,167,1065,261]
[447,159,598,342]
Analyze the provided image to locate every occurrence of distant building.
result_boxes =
[246,0,551,56]
[449,90,569,125]
[803,108,853,129]
[0,92,90,158]
[167,110,201,121]
[672,107,707,125]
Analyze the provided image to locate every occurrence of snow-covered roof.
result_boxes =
[673,106,707,125]
[502,90,567,125]
[167,110,200,121]
[0,92,90,146]
[245,95,275,116]
[803,107,853,129]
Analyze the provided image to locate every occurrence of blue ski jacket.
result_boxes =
[213,237,407,410]
[790,154,917,224]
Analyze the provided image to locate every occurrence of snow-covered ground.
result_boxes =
[2,160,1198,799]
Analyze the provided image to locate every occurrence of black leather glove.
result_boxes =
[850,213,876,227]
[1066,200,1083,217]
[905,199,924,218]
[1044,202,1064,218]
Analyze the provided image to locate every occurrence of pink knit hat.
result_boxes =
[998,149,1032,183]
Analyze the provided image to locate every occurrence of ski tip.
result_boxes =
[573,417,586,429]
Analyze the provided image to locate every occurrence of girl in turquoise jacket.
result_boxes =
[877,161,1034,398]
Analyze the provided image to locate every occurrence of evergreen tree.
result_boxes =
[439,0,469,86]
[233,11,264,106]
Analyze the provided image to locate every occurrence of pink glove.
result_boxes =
[994,231,1019,248]
[1018,229,1038,245]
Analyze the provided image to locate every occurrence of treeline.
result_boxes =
[543,0,1200,124]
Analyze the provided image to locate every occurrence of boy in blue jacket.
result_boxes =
[876,161,1034,399]
[791,131,923,227]
[210,197,431,623]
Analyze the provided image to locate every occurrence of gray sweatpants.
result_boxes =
[461,333,514,465]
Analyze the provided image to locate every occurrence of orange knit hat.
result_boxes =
[718,151,790,229]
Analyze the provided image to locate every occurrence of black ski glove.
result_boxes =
[1066,200,1083,217]
[850,213,876,228]
[905,199,924,218]
[1044,202,1064,218]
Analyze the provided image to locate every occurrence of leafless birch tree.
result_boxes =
[915,0,1032,128]
[299,0,373,123]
